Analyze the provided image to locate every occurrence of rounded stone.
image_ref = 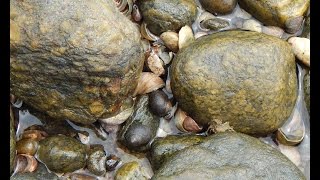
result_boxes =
[137,0,197,35]
[238,0,310,34]
[171,30,297,136]
[199,0,238,15]
[37,135,87,173]
[10,0,145,124]
[152,132,305,180]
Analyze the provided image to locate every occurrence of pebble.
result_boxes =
[242,19,262,32]
[288,37,310,67]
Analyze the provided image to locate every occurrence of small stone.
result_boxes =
[147,53,165,76]
[115,161,148,180]
[87,145,106,176]
[200,18,230,31]
[242,19,262,32]
[262,26,284,38]
[199,0,238,15]
[179,25,195,49]
[288,37,310,67]
[160,32,179,52]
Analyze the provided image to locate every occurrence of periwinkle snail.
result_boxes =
[149,90,173,119]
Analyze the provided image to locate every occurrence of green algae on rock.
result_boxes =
[37,135,87,173]
[10,106,16,174]
[137,0,198,35]
[115,161,149,180]
[152,132,306,180]
[118,95,160,152]
[171,30,297,136]
[149,135,205,170]
[10,0,145,124]
[238,0,310,34]
[199,0,238,15]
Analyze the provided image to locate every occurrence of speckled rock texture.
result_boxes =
[152,132,306,180]
[115,161,148,180]
[10,0,145,124]
[199,0,237,15]
[10,106,16,174]
[238,0,310,34]
[171,30,297,136]
[137,0,198,35]
[37,135,87,173]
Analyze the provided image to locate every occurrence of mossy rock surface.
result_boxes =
[152,132,305,180]
[171,30,297,136]
[10,0,144,124]
[37,135,87,173]
[138,0,197,35]
[238,0,310,33]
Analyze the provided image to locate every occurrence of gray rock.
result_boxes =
[171,30,297,136]
[10,0,144,124]
[10,163,59,180]
[152,132,306,180]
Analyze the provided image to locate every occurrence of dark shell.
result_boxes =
[37,135,87,173]
[106,154,121,171]
[149,90,172,117]
[124,124,152,149]
[16,138,39,156]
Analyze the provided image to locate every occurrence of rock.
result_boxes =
[288,37,310,67]
[262,26,284,38]
[200,18,230,31]
[301,16,310,39]
[87,145,106,176]
[37,135,87,173]
[238,0,310,34]
[149,135,205,170]
[152,132,305,180]
[118,95,160,152]
[178,25,195,49]
[115,161,148,180]
[171,30,297,136]
[160,32,179,53]
[199,0,238,15]
[10,0,145,124]
[304,72,310,114]
[10,106,16,174]
[137,0,197,35]
[242,19,262,32]
[10,163,59,180]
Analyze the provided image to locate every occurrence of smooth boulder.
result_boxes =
[199,0,237,15]
[138,0,197,35]
[171,30,297,136]
[151,132,305,180]
[10,0,144,124]
[238,0,310,34]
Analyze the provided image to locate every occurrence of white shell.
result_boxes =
[288,37,310,67]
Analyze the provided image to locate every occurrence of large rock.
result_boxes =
[151,132,305,180]
[10,0,145,124]
[138,0,197,35]
[238,0,310,34]
[199,0,237,15]
[171,30,297,136]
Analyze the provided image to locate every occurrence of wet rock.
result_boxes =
[238,0,310,34]
[160,32,179,53]
[304,72,310,114]
[262,26,284,38]
[149,135,205,170]
[137,0,197,35]
[199,0,237,15]
[301,16,310,39]
[115,161,148,180]
[200,18,230,31]
[171,30,297,136]
[37,135,87,173]
[10,0,145,124]
[242,19,262,32]
[10,162,59,180]
[152,132,305,180]
[87,145,106,176]
[10,106,16,174]
[118,95,160,152]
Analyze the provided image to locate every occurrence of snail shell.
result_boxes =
[148,90,172,118]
